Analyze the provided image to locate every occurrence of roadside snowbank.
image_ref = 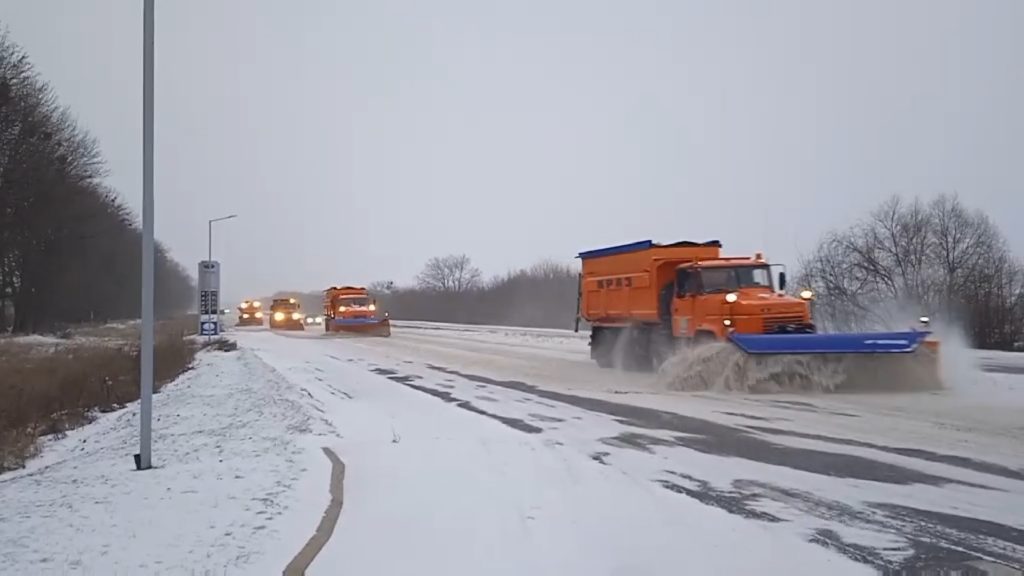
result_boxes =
[0,348,333,575]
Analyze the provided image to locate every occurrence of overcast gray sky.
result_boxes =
[2,0,1022,305]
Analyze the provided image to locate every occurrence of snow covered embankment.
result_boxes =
[0,347,335,575]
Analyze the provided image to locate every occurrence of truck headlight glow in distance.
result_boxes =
[725,292,739,303]
[273,312,285,321]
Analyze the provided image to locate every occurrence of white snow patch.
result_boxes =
[0,348,332,575]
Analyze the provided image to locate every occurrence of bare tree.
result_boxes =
[416,254,482,293]
[369,280,395,293]
[797,194,1024,349]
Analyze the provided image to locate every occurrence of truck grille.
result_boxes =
[762,315,808,333]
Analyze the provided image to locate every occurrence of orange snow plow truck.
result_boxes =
[322,286,391,337]
[269,297,305,331]
[576,239,939,391]
[236,299,264,327]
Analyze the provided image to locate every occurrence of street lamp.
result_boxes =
[137,0,155,471]
[208,214,237,262]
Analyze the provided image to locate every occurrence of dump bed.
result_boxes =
[324,286,369,299]
[578,240,721,325]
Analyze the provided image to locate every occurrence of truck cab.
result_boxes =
[669,257,814,341]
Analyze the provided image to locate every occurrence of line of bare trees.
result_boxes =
[0,29,193,333]
[797,194,1024,350]
[372,255,580,328]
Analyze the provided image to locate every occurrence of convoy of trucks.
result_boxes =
[228,237,938,390]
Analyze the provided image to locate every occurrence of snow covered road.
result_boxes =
[3,322,1022,575]
[242,322,1024,575]
[241,330,869,576]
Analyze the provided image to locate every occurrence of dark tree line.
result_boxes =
[0,29,193,333]
[797,194,1024,350]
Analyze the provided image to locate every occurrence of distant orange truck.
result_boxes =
[322,286,391,337]
[577,239,934,371]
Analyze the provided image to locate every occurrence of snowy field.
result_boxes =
[1,321,1022,575]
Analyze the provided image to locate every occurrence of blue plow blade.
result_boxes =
[332,318,386,325]
[728,331,931,355]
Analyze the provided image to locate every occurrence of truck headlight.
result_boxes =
[253,301,262,308]
[291,312,302,321]
[799,289,815,300]
[273,312,285,321]
[919,316,930,326]
[242,313,250,319]
[338,305,347,312]
[254,311,263,318]
[723,319,733,326]
[368,304,377,311]
[315,316,324,324]
[725,292,739,303]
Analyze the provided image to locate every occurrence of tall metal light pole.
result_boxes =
[208,214,238,262]
[137,0,155,471]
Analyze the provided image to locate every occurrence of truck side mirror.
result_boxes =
[778,271,787,291]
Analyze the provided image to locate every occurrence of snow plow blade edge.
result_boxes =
[728,331,931,355]
[326,318,391,337]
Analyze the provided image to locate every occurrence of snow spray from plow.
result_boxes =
[657,332,942,393]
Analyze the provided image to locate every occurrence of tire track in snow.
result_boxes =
[417,363,1024,572]
[369,368,543,434]
[424,365,984,488]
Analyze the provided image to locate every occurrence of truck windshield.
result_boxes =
[338,297,370,307]
[700,266,773,292]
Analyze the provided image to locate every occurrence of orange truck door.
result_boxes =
[672,268,698,337]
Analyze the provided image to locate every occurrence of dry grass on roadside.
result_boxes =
[0,323,203,473]
[62,314,199,341]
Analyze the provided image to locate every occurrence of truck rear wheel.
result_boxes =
[591,326,657,371]
[621,327,652,372]
[591,327,615,368]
